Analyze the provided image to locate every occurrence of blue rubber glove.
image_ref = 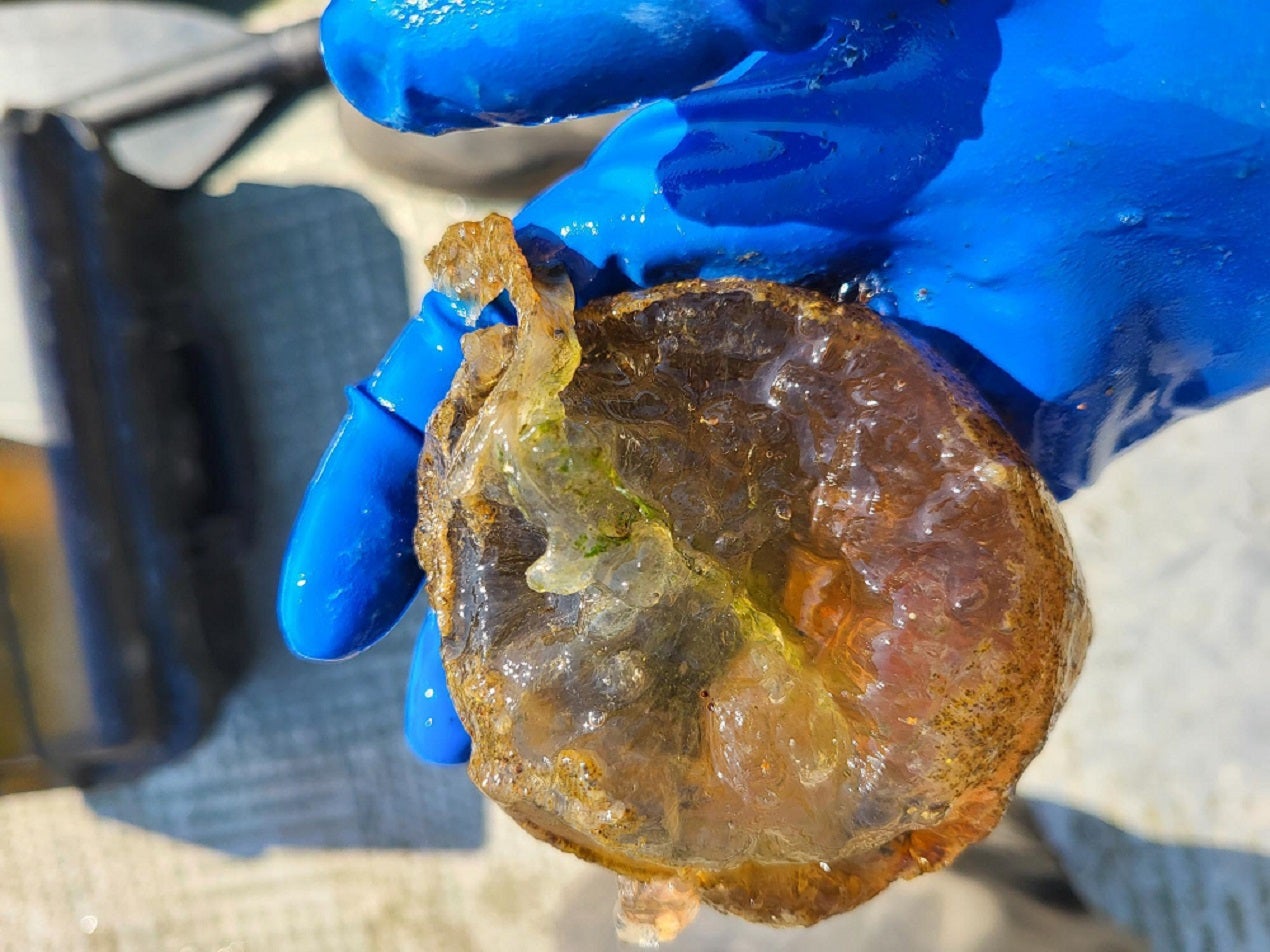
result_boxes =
[281,0,1270,765]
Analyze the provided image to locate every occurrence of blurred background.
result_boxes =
[0,1,1266,948]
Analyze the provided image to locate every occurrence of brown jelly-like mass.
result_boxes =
[416,216,1091,930]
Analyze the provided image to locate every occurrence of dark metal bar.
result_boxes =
[55,18,323,130]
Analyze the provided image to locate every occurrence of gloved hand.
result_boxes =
[279,0,1270,764]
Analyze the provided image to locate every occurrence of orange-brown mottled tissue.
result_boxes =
[415,216,1091,936]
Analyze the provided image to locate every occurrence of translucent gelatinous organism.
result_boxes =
[416,215,1091,936]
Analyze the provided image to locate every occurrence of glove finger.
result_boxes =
[405,608,471,765]
[278,386,425,660]
[364,290,511,431]
[320,0,835,135]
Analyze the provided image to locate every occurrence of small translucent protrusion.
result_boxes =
[614,876,701,948]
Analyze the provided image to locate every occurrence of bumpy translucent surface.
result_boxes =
[416,216,1091,928]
